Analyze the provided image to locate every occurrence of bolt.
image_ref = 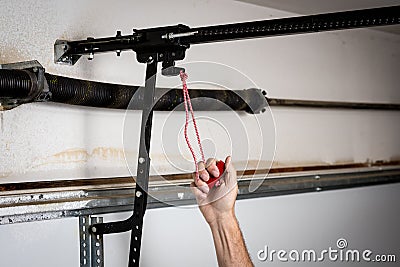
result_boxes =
[116,50,121,56]
[116,30,121,37]
[316,187,322,192]
[261,108,266,113]
[159,53,163,58]
[88,53,94,60]
[171,52,176,57]
[262,91,267,95]
[136,191,142,198]
[148,56,153,62]
[92,226,97,233]
[138,157,145,164]
[315,175,320,180]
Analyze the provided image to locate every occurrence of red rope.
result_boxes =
[180,70,205,180]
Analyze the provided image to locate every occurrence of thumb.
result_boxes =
[222,156,236,186]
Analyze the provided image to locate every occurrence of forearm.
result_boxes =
[209,212,254,267]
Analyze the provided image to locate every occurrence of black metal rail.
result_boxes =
[182,5,400,44]
[54,5,400,66]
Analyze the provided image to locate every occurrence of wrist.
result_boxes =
[208,210,237,229]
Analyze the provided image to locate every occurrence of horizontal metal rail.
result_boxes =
[54,6,400,65]
[1,164,399,225]
[183,5,400,44]
[267,98,400,111]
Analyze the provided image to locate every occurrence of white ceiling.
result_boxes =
[236,0,400,34]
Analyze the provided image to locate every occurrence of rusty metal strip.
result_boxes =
[1,161,399,193]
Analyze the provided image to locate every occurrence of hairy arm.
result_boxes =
[210,213,253,267]
[191,156,254,267]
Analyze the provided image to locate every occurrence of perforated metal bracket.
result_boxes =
[54,40,82,65]
[79,216,104,267]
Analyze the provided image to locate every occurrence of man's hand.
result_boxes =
[191,156,254,267]
[190,156,238,225]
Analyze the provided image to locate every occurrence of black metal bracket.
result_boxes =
[89,54,158,267]
[55,24,192,76]
[127,58,157,266]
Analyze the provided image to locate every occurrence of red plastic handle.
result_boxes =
[206,160,225,189]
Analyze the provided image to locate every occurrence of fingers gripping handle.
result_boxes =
[206,160,225,188]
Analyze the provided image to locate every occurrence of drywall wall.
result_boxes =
[0,0,399,181]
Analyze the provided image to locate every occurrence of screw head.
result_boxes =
[138,157,145,164]
[92,226,97,233]
[136,191,142,198]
